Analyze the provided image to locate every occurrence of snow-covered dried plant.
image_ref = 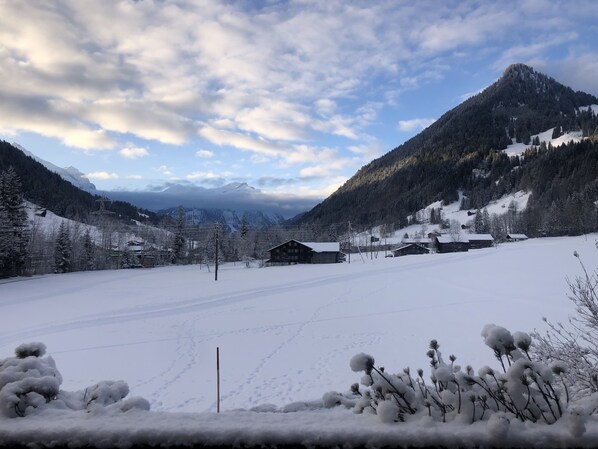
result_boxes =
[324,327,576,426]
[531,254,598,399]
[0,343,149,418]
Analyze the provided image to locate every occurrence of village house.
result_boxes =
[400,237,433,248]
[392,243,430,257]
[267,240,343,265]
[467,233,495,249]
[506,233,528,242]
[434,234,470,253]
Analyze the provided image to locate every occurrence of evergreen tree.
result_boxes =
[240,215,249,238]
[473,210,484,233]
[54,222,72,273]
[81,229,95,271]
[0,167,29,278]
[121,246,134,269]
[171,207,186,264]
[482,208,491,233]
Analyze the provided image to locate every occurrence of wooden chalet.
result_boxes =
[392,243,430,257]
[267,240,342,265]
[400,237,433,248]
[467,233,494,249]
[434,234,469,253]
[506,233,528,242]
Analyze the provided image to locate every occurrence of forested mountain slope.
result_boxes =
[300,64,598,228]
[0,141,158,223]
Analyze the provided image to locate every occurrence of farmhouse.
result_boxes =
[392,243,430,257]
[400,237,433,248]
[507,233,528,242]
[467,233,495,249]
[434,234,469,253]
[267,240,342,265]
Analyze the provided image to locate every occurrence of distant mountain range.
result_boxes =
[105,182,313,220]
[299,64,598,228]
[160,206,286,232]
[2,143,308,227]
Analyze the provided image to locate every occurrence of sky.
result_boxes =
[1,0,598,210]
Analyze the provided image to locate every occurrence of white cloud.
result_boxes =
[1,0,597,199]
[196,149,215,158]
[186,171,233,181]
[86,171,119,180]
[315,99,337,116]
[199,126,285,158]
[398,118,436,132]
[156,165,173,176]
[126,175,143,180]
[120,146,149,159]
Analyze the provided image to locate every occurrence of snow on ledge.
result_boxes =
[2,407,598,449]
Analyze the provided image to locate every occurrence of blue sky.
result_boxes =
[1,0,598,209]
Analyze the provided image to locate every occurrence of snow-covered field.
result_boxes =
[2,235,596,414]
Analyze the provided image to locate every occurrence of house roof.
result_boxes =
[393,243,430,252]
[436,234,469,244]
[467,234,494,241]
[267,240,340,253]
[401,238,432,244]
[299,241,340,252]
[507,234,528,239]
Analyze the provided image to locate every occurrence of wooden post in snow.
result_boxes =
[217,347,220,413]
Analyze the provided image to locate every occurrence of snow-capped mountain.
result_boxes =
[105,182,314,219]
[13,143,97,192]
[160,206,286,231]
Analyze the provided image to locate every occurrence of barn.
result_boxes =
[467,233,495,249]
[507,233,528,242]
[392,243,430,257]
[434,234,469,253]
[400,237,433,248]
[267,240,342,265]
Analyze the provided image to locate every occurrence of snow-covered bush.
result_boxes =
[532,253,598,399]
[0,343,149,418]
[325,326,582,426]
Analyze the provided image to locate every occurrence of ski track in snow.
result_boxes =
[0,258,439,346]
[212,283,349,409]
[3,236,595,412]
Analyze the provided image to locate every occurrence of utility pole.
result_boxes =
[214,223,220,281]
[347,221,351,264]
[216,347,220,413]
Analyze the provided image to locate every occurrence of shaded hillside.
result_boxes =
[300,64,598,226]
[0,141,158,223]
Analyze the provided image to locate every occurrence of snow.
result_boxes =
[300,241,341,252]
[2,235,598,446]
[578,104,598,115]
[503,127,584,158]
[13,143,97,192]
[468,234,494,241]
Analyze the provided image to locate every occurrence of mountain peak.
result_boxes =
[502,63,535,79]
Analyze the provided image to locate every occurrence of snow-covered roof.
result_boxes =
[267,240,340,253]
[507,234,528,239]
[436,234,469,244]
[299,241,340,253]
[401,238,432,244]
[467,234,494,241]
[392,243,430,252]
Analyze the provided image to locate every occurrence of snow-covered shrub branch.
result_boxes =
[531,253,598,400]
[324,325,584,427]
[0,342,150,418]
